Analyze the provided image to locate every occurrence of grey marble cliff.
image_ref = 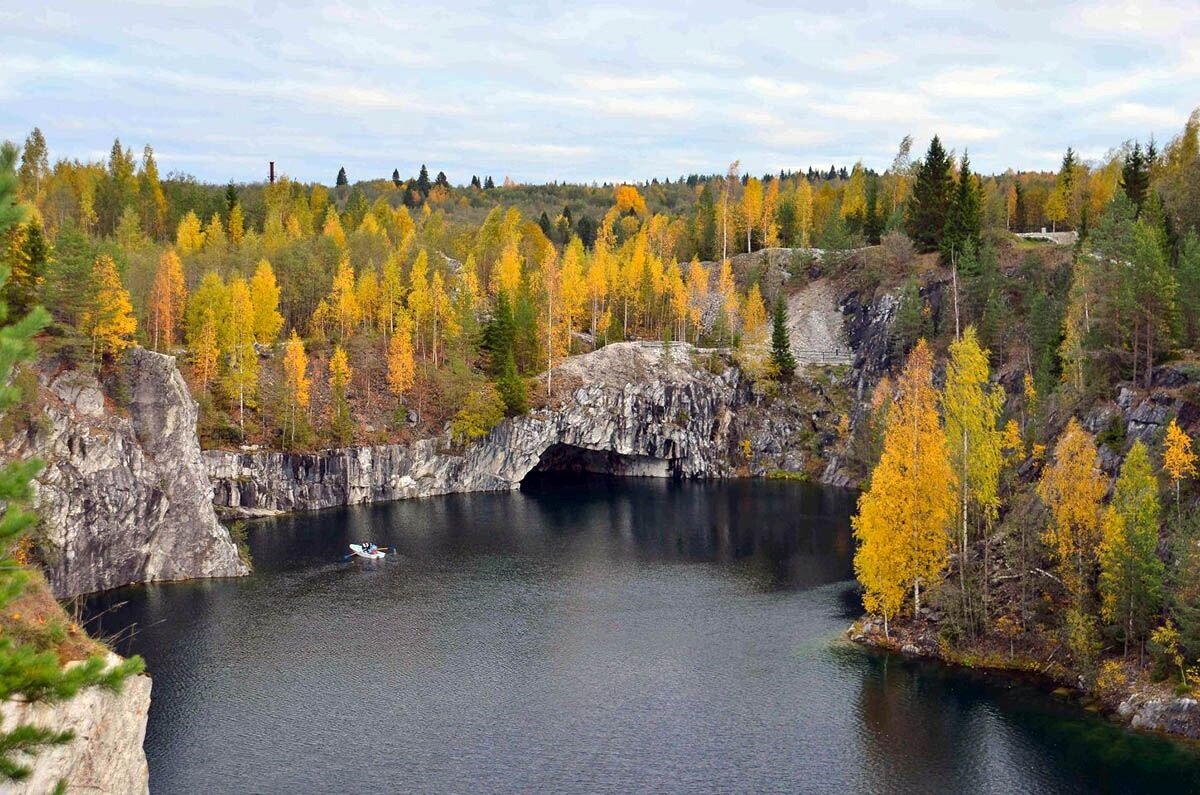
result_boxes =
[9,347,249,598]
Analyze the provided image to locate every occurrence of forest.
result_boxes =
[3,108,1200,702]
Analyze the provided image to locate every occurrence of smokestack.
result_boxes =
[269,161,275,184]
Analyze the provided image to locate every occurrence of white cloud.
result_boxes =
[745,76,810,101]
[923,67,1045,100]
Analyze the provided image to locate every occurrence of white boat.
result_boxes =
[349,543,387,560]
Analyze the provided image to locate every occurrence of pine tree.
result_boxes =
[863,172,882,245]
[853,339,957,635]
[941,153,981,264]
[770,295,796,381]
[328,345,353,444]
[282,330,310,447]
[906,136,954,252]
[1099,441,1165,656]
[1121,142,1150,213]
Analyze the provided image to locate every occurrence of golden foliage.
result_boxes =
[84,254,136,358]
[148,248,186,351]
[249,259,284,344]
[1036,417,1107,600]
[853,339,957,630]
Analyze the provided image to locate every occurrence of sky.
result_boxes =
[2,1,1198,186]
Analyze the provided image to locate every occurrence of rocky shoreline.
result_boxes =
[847,616,1200,741]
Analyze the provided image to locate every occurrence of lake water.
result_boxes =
[87,477,1200,794]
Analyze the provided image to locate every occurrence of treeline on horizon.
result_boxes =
[1,110,1197,456]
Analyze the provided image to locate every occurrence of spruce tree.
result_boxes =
[435,170,449,189]
[942,153,981,263]
[770,295,796,381]
[1121,142,1150,213]
[392,169,402,188]
[417,165,431,196]
[335,166,348,187]
[484,176,495,190]
[905,135,954,252]
[863,173,882,245]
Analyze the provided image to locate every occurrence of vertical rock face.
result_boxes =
[1,655,152,795]
[207,343,753,515]
[11,348,248,598]
[207,340,869,517]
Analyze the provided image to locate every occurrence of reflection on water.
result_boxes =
[86,477,1199,794]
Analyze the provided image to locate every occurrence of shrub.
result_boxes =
[1093,659,1128,707]
[451,382,504,445]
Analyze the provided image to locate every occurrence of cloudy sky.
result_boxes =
[2,1,1197,185]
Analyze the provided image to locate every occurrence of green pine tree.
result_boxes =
[770,295,796,381]
[941,152,981,264]
[905,135,954,252]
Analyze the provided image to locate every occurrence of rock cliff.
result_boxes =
[1,654,152,795]
[10,348,248,597]
[208,343,749,515]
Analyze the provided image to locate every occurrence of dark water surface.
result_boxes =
[88,478,1200,794]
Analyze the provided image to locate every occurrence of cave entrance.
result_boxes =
[520,443,675,487]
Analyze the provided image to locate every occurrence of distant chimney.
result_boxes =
[269,161,275,184]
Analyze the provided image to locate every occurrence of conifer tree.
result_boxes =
[853,339,957,634]
[942,153,981,263]
[905,135,954,252]
[770,295,796,381]
[336,166,348,187]
[1099,441,1164,656]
